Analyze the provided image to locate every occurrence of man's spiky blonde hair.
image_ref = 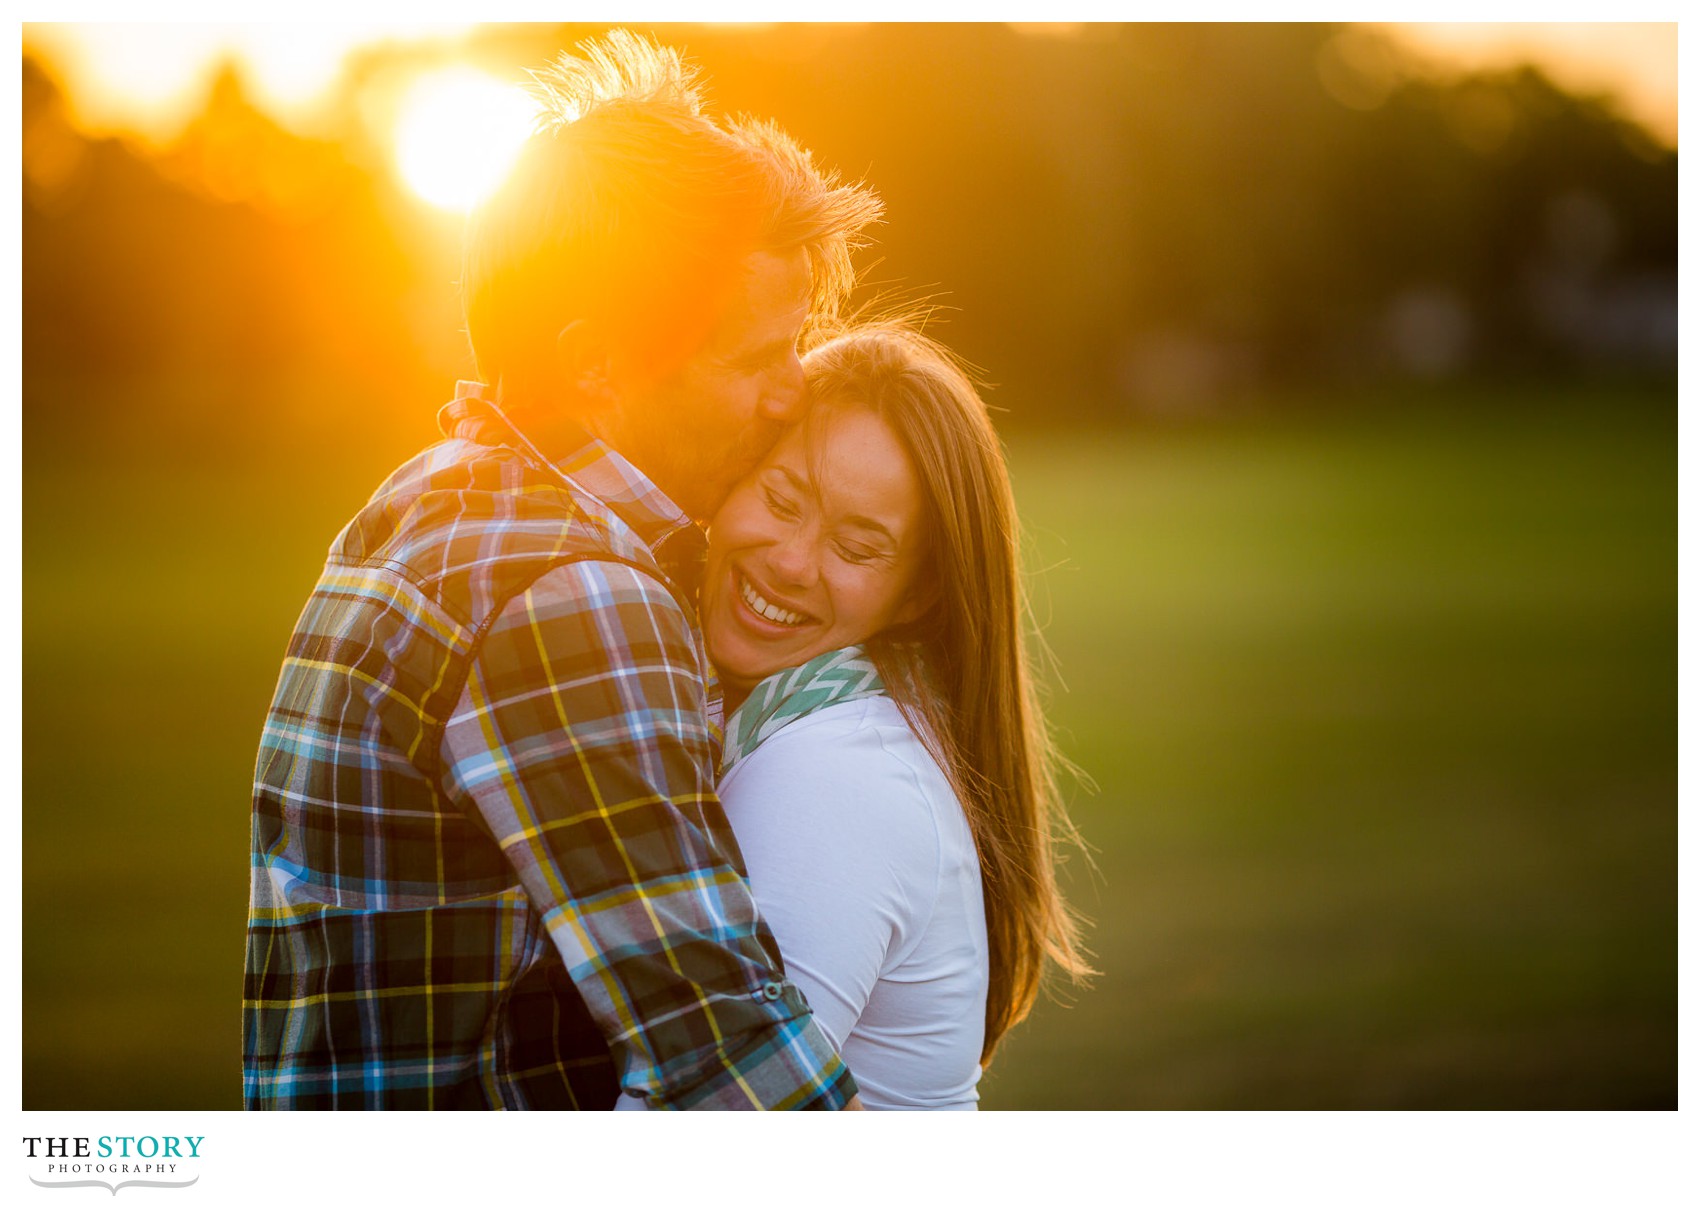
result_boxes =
[463,30,882,399]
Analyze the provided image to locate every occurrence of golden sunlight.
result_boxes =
[1376,22,1676,147]
[393,67,539,212]
[23,22,476,141]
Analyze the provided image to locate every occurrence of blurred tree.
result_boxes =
[22,23,1677,433]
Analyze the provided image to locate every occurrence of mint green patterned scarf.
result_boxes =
[720,645,887,770]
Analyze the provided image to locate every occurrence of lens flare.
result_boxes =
[393,67,537,212]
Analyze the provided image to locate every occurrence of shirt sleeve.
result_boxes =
[440,557,856,1110]
[716,709,943,1055]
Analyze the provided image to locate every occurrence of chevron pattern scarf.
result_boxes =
[720,645,887,771]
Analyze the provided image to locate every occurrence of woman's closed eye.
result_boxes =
[763,487,800,520]
[834,540,885,565]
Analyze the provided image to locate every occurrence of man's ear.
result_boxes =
[554,319,618,409]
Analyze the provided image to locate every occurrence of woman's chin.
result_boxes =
[711,613,816,681]
[707,635,774,694]
[711,636,828,695]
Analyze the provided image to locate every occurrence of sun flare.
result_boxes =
[393,67,538,212]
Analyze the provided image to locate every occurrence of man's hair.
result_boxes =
[462,30,882,399]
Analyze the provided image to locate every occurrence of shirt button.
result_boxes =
[761,980,785,1001]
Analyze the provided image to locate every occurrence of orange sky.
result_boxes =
[1381,22,1676,147]
[22,21,1678,150]
[22,21,477,141]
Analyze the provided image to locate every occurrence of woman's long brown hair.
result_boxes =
[802,322,1094,1064]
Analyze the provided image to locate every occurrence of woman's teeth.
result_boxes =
[740,577,808,627]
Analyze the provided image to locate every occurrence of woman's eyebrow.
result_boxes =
[775,465,898,545]
[776,465,811,493]
[840,513,898,545]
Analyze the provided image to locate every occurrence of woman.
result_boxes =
[625,322,1091,1110]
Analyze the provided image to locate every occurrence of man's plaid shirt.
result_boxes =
[243,382,856,1110]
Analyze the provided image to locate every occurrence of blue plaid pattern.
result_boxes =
[244,381,856,1110]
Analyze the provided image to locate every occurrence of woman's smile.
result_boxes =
[735,570,818,629]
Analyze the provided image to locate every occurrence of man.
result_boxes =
[243,31,881,1110]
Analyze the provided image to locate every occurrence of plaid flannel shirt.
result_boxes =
[244,381,856,1110]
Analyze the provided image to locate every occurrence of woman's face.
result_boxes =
[703,403,929,696]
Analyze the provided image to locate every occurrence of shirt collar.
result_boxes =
[437,381,707,590]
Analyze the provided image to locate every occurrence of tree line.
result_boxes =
[24,23,1676,430]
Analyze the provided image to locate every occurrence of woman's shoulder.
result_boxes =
[719,694,972,961]
[721,696,964,856]
[724,690,979,877]
[725,696,949,798]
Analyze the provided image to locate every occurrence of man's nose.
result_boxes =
[759,354,806,423]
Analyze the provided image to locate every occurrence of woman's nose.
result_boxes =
[765,526,819,588]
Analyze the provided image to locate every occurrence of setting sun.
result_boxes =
[394,67,538,212]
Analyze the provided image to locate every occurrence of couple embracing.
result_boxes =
[243,30,1089,1111]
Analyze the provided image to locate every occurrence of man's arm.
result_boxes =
[441,558,857,1109]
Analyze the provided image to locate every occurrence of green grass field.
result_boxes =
[23,381,1674,1109]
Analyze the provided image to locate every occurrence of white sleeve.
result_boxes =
[715,709,942,1054]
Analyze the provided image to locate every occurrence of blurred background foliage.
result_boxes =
[21,22,1674,1109]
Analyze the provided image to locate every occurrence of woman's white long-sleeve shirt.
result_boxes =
[616,694,987,1110]
[720,696,987,1110]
